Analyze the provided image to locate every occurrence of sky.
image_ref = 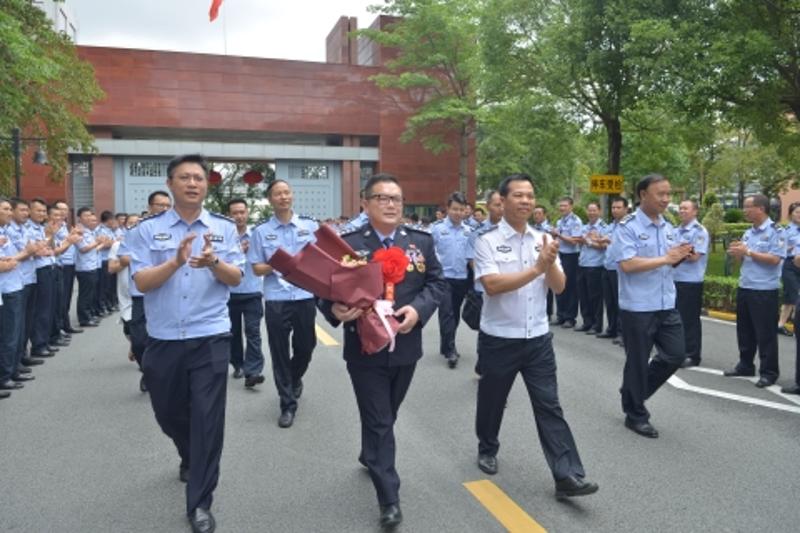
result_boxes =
[68,0,379,62]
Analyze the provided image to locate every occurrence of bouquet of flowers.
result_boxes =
[268,225,408,354]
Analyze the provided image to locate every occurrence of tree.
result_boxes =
[203,163,274,222]
[0,0,104,195]
[359,0,485,193]
[702,202,725,252]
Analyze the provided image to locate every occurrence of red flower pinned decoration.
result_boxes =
[242,170,263,186]
[371,246,409,301]
[208,170,222,185]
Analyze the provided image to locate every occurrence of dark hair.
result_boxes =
[266,179,289,198]
[747,194,770,214]
[533,205,547,213]
[54,199,68,208]
[30,197,48,207]
[0,196,10,206]
[147,190,170,206]
[586,201,601,210]
[610,196,629,208]
[10,198,28,209]
[635,174,669,200]
[363,173,401,198]
[789,202,800,217]
[485,189,500,203]
[166,154,208,179]
[473,206,486,215]
[681,198,699,211]
[47,203,60,215]
[115,212,127,219]
[436,207,446,214]
[77,206,93,218]
[227,198,247,211]
[498,174,534,197]
[100,210,114,222]
[409,213,420,223]
[559,196,574,205]
[447,191,467,207]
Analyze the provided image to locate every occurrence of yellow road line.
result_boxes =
[315,324,339,346]
[463,480,547,533]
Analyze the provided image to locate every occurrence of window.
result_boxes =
[129,161,168,178]
[301,165,328,180]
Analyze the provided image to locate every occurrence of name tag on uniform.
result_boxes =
[266,234,278,240]
[638,233,649,240]
[298,229,310,237]
[208,234,224,243]
[154,233,171,241]
[760,235,769,241]
[440,231,450,235]
[666,233,675,241]
[496,245,512,253]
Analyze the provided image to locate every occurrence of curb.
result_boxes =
[705,309,795,333]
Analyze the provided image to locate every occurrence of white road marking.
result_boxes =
[685,366,800,407]
[700,316,736,326]
[668,375,800,415]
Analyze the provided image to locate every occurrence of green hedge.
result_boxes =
[702,275,783,313]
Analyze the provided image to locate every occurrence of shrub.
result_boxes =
[723,208,744,223]
[703,276,739,313]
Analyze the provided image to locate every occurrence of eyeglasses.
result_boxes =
[367,194,403,206]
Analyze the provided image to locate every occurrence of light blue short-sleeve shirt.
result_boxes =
[129,208,245,340]
[7,221,36,285]
[612,208,677,312]
[555,212,583,254]
[739,218,786,290]
[431,217,474,280]
[230,227,263,295]
[247,213,319,301]
[578,219,607,267]
[673,220,709,283]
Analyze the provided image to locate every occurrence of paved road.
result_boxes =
[2,312,799,532]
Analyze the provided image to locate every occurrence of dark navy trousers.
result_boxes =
[227,293,264,377]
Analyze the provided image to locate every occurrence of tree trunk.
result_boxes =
[605,117,622,175]
[459,125,469,195]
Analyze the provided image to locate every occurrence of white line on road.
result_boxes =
[700,316,736,326]
[667,375,800,415]
[685,367,800,407]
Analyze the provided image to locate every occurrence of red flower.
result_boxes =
[372,246,409,285]
[242,170,263,186]
[208,170,222,185]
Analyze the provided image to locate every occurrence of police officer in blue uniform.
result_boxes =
[576,201,606,333]
[75,207,103,328]
[778,202,800,335]
[430,191,474,368]
[674,200,709,367]
[0,198,27,393]
[532,205,554,321]
[610,174,693,438]
[552,197,583,327]
[226,198,264,387]
[473,174,598,499]
[319,173,445,529]
[723,194,786,388]
[53,201,84,336]
[28,198,59,358]
[598,197,628,341]
[248,179,319,428]
[129,154,243,533]
[118,190,172,392]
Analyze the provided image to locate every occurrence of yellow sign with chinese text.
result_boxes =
[589,175,624,194]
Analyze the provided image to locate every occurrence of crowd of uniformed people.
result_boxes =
[3,154,800,533]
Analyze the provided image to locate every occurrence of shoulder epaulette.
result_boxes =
[253,217,272,229]
[138,210,168,224]
[298,214,319,223]
[210,212,235,224]
[599,220,607,227]
[432,219,444,225]
[477,224,499,236]
[619,214,635,226]
[401,224,429,235]
[772,222,784,231]
[339,227,360,237]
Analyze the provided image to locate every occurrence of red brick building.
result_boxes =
[20,16,475,219]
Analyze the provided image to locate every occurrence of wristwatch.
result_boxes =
[209,256,220,269]
[746,248,752,257]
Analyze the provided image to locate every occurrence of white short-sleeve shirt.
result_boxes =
[474,218,562,339]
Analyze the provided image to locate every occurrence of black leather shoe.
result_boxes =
[0,380,24,390]
[50,339,69,347]
[232,368,244,379]
[379,503,402,529]
[596,331,616,339]
[17,366,32,374]
[446,353,459,369]
[179,464,189,483]
[0,391,10,399]
[293,380,304,399]
[188,508,215,533]
[575,324,593,332]
[45,346,60,353]
[555,476,599,499]
[21,357,44,366]
[29,350,55,358]
[755,377,775,388]
[624,418,659,438]
[278,410,295,428]
[11,374,34,382]
[63,327,84,334]
[79,321,99,327]
[723,368,755,377]
[244,374,265,388]
[477,454,498,475]
[561,320,575,329]
[612,337,624,346]
[139,375,148,393]
[777,325,793,336]
[781,384,800,394]
[551,318,565,326]
[680,358,699,368]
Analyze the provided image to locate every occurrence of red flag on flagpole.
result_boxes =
[209,0,224,22]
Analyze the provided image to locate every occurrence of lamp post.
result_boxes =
[1,127,48,197]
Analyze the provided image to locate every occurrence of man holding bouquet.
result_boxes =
[319,174,446,529]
